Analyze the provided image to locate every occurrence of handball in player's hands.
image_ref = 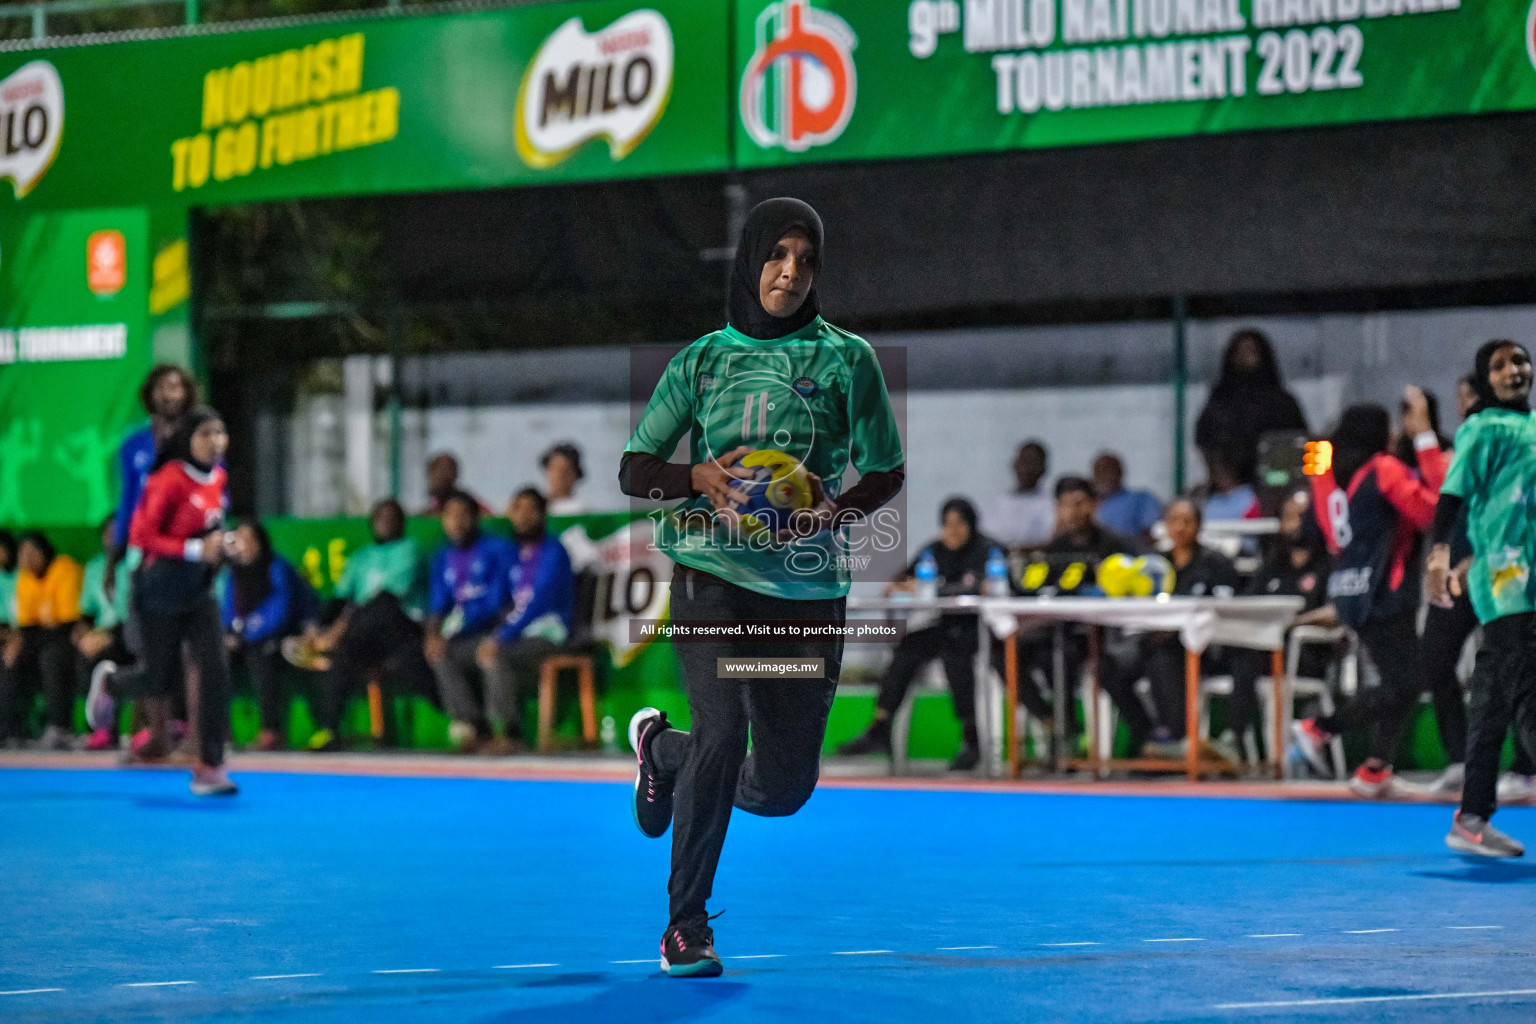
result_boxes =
[693,446,756,511]
[777,470,836,541]
[718,450,816,538]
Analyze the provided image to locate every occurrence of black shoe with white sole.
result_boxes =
[629,707,676,839]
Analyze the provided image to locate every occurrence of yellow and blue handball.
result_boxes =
[1096,553,1176,598]
[733,449,814,535]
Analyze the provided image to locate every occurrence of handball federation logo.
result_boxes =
[740,0,857,154]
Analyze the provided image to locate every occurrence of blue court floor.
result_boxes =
[3,765,1536,1023]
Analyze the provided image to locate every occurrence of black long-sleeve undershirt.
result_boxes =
[618,451,904,523]
[1430,492,1464,548]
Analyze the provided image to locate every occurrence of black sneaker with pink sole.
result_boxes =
[628,708,676,839]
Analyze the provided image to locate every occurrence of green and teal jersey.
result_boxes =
[1441,408,1536,623]
[79,549,138,631]
[335,538,428,617]
[0,569,14,627]
[626,317,904,600]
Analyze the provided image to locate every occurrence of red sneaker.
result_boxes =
[1350,762,1394,799]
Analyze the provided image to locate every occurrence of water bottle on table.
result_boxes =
[915,549,939,602]
[984,547,1010,598]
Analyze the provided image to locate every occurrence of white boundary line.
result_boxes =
[493,964,558,970]
[0,989,63,996]
[1217,988,1536,1010]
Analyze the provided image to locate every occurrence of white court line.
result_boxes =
[938,946,997,951]
[611,960,656,965]
[250,974,321,980]
[832,950,893,955]
[370,969,440,975]
[494,964,558,970]
[1216,988,1536,1010]
[1144,938,1203,943]
[726,955,786,960]
[120,981,195,988]
[1042,942,1098,947]
[1,989,63,996]
[1344,929,1397,934]
[1448,925,1503,931]
[1248,934,1301,938]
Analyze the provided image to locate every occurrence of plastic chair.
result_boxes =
[1192,625,1351,776]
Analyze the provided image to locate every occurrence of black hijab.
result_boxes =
[1330,404,1391,490]
[152,405,221,473]
[930,496,990,584]
[1467,340,1532,416]
[728,198,824,341]
[230,521,275,619]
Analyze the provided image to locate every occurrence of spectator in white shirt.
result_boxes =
[982,441,1054,548]
[541,442,586,516]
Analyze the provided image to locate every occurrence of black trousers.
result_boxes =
[0,625,75,738]
[1462,612,1536,820]
[653,565,844,933]
[1417,596,1476,765]
[1226,638,1331,754]
[1002,627,1156,740]
[1315,609,1421,764]
[320,593,435,734]
[874,619,977,732]
[230,637,290,734]
[109,595,230,767]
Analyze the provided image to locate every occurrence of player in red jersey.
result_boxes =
[87,407,238,796]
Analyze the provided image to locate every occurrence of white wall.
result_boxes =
[304,375,1344,559]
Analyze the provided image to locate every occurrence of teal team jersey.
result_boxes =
[79,550,138,631]
[0,569,13,626]
[1440,408,1536,623]
[626,317,904,600]
[335,538,428,617]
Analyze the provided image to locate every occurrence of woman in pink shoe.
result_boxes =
[87,407,238,797]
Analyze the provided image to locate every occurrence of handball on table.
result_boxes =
[1095,553,1176,598]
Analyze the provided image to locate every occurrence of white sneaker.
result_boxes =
[85,660,117,732]
[1497,773,1536,804]
[1430,763,1465,796]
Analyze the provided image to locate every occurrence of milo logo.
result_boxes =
[1,60,64,199]
[514,9,674,169]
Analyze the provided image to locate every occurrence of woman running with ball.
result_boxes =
[619,198,905,977]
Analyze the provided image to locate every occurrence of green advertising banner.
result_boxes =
[732,0,1536,166]
[0,207,150,528]
[0,0,729,213]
